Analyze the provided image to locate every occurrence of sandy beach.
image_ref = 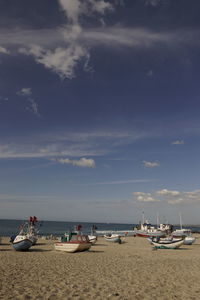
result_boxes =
[0,235,200,300]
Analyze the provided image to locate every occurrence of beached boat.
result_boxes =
[172,214,195,244]
[183,236,196,245]
[88,235,97,244]
[12,235,33,251]
[11,216,40,250]
[88,225,98,244]
[134,212,166,238]
[55,233,91,253]
[134,221,165,238]
[148,237,184,249]
[104,234,121,243]
[172,228,192,237]
[27,216,39,245]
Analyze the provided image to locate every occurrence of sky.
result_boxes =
[0,0,200,224]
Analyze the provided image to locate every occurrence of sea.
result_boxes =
[0,219,200,237]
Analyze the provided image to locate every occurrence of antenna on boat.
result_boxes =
[142,211,145,224]
[156,212,159,228]
[179,212,183,230]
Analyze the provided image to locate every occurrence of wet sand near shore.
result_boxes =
[0,235,200,300]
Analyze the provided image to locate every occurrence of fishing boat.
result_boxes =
[183,236,196,245]
[134,213,165,238]
[148,237,184,249]
[172,213,195,245]
[27,216,39,245]
[12,234,33,251]
[55,232,91,253]
[88,235,97,244]
[104,233,121,243]
[88,225,98,244]
[11,216,40,250]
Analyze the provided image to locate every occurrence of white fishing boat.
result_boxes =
[11,216,41,249]
[27,216,39,245]
[88,225,98,244]
[148,237,184,249]
[104,234,121,243]
[88,235,97,244]
[54,233,91,253]
[183,236,196,245]
[134,213,165,238]
[172,213,195,245]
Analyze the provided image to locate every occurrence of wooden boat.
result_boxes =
[104,234,121,243]
[148,237,184,249]
[12,235,33,251]
[54,233,91,253]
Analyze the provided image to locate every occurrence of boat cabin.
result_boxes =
[61,233,90,243]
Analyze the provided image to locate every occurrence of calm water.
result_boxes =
[0,219,135,237]
[0,219,200,237]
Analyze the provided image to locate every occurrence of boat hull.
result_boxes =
[54,242,91,253]
[151,239,184,249]
[104,234,121,243]
[183,236,196,245]
[29,235,38,245]
[88,235,97,244]
[13,239,33,251]
[135,231,165,238]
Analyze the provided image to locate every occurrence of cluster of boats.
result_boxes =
[100,213,196,249]
[133,215,196,249]
[5,214,197,252]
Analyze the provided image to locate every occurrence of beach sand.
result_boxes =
[0,235,200,300]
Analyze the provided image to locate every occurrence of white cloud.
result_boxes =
[134,192,160,202]
[144,0,161,6]
[16,87,40,117]
[17,87,32,96]
[146,70,154,77]
[134,188,200,205]
[171,140,184,145]
[1,24,200,80]
[83,178,152,186]
[143,160,160,168]
[0,46,10,54]
[54,157,96,168]
[15,1,115,79]
[59,0,114,22]
[0,128,142,159]
[20,45,89,79]
[156,189,181,197]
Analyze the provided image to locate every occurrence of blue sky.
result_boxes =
[0,0,200,224]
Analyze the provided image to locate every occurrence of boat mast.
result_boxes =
[156,212,159,228]
[142,211,145,224]
[179,212,183,230]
